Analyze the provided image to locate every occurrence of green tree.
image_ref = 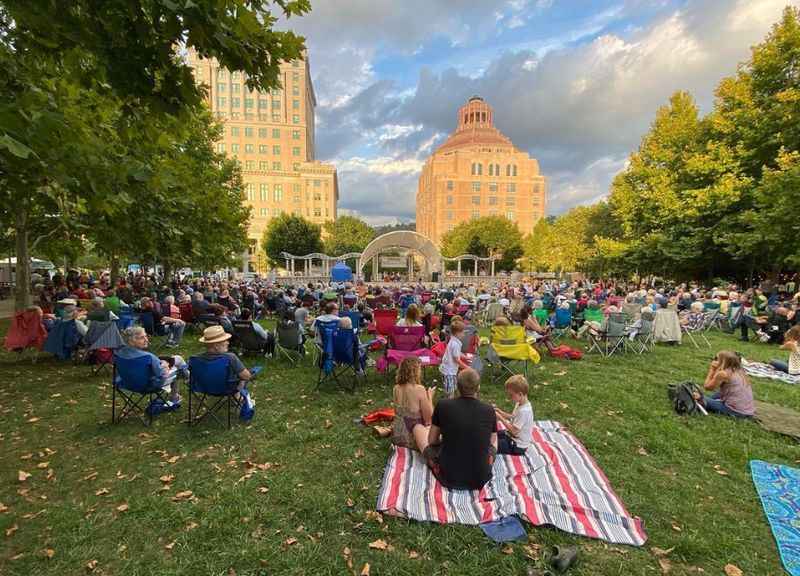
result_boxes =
[262,214,322,267]
[322,215,375,255]
[440,216,523,272]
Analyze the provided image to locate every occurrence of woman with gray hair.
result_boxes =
[117,326,187,405]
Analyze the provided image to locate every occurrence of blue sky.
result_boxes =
[285,0,797,225]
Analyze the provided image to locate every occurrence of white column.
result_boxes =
[491,259,495,276]
[474,259,478,276]
[457,260,461,276]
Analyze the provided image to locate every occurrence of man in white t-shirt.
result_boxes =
[494,374,534,455]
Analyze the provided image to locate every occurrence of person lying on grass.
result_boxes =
[118,326,186,405]
[770,325,800,376]
[424,368,498,491]
[694,350,755,419]
[494,374,534,455]
[391,357,435,453]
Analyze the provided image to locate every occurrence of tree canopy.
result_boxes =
[441,216,523,271]
[262,214,323,266]
[322,215,375,256]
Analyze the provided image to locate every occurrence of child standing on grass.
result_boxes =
[494,375,534,455]
[439,320,471,398]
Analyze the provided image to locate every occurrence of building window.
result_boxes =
[506,164,511,177]
[256,128,266,138]
[231,143,239,153]
[292,99,300,109]
[292,115,300,124]
[314,208,321,217]
[292,183,301,193]
[446,211,453,220]
[260,184,268,201]
[245,144,254,153]
[271,100,281,109]
[273,145,281,155]
[471,182,481,192]
[244,160,254,169]
[292,72,299,82]
[231,126,240,137]
[274,208,282,216]
[513,164,518,177]
[217,83,227,93]
[292,147,301,156]
[489,196,498,206]
[245,183,255,201]
[313,179,321,187]
[507,183,516,193]
[446,180,454,190]
[244,127,254,137]
[216,143,225,153]
[274,185,283,202]
[292,130,300,140]
[216,69,226,80]
[231,72,241,82]
[260,208,268,217]
[271,88,281,97]
[258,98,268,109]
[232,97,240,108]
[488,182,497,192]
[271,114,281,122]
[506,197,515,206]
[446,195,453,205]
[216,96,227,108]
[471,196,480,205]
[245,98,254,109]
[293,195,301,203]
[506,211,515,220]
[259,161,268,170]
[471,163,483,176]
[472,210,480,219]
[292,86,299,96]
[259,144,268,154]
[489,164,494,176]
[272,161,281,170]
[532,197,540,206]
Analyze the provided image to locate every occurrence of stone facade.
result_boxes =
[187,49,338,273]
[416,96,546,246]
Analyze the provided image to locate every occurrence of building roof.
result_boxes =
[434,96,515,154]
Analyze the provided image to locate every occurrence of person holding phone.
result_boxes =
[696,351,755,418]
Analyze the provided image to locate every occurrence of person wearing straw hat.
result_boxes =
[197,325,255,406]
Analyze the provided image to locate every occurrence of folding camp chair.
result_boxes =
[482,302,505,327]
[43,319,83,361]
[343,310,363,333]
[486,325,540,382]
[682,314,712,349]
[232,320,273,357]
[372,309,398,337]
[274,321,306,365]
[456,324,480,354]
[112,353,170,426]
[633,316,655,354]
[551,308,573,342]
[4,309,47,362]
[586,313,627,357]
[81,321,125,374]
[316,326,366,392]
[187,355,244,429]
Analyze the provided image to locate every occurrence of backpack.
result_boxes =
[667,381,704,415]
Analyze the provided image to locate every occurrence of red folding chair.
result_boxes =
[373,309,398,337]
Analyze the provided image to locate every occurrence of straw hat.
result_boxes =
[198,325,231,344]
[57,298,77,306]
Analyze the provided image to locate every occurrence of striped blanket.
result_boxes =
[376,421,647,546]
[743,359,800,385]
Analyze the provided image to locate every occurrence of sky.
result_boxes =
[283,0,799,226]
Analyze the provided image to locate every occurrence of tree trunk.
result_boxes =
[162,261,173,285]
[13,209,32,310]
[110,254,120,287]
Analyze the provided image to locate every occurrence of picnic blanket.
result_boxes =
[750,460,800,576]
[755,401,800,442]
[376,421,647,546]
[744,359,800,385]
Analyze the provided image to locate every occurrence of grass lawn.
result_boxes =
[0,319,797,576]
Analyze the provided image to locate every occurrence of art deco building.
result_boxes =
[187,49,338,273]
[416,96,546,246]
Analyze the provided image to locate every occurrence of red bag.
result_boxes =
[362,408,395,425]
[549,345,582,360]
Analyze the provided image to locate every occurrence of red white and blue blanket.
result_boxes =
[376,421,647,546]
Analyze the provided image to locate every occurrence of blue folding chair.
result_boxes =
[317,326,365,393]
[112,353,169,426]
[116,309,135,331]
[343,310,363,333]
[187,355,243,428]
[551,308,573,342]
[43,319,83,361]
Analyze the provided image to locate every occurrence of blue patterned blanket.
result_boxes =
[751,460,800,576]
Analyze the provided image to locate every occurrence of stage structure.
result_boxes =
[358,231,442,282]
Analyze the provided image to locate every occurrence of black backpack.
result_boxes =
[667,381,704,415]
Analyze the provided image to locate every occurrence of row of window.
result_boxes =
[470,163,518,177]
[216,96,301,113]
[217,143,302,156]
[445,211,516,220]
[446,195,539,206]
[256,207,328,218]
[216,67,301,83]
[230,127,301,139]
[217,83,300,97]
[243,182,330,200]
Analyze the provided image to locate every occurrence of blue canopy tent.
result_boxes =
[330,261,353,282]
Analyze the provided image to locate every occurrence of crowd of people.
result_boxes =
[13,269,800,487]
